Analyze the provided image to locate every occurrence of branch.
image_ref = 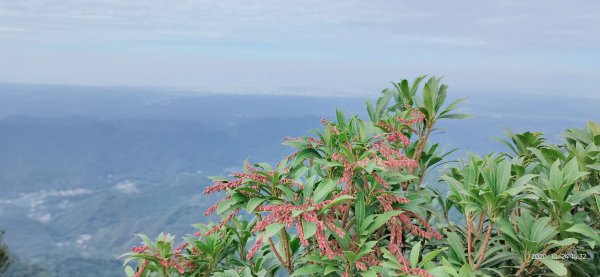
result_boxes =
[474,223,494,270]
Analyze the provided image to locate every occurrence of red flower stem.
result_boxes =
[476,213,485,237]
[413,123,433,190]
[475,223,494,270]
[467,214,474,267]
[281,229,293,272]
[268,237,290,274]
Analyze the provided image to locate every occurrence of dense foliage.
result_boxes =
[122,77,600,276]
[1,229,12,274]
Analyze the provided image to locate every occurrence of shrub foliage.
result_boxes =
[122,77,600,277]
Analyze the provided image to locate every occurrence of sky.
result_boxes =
[0,1,599,96]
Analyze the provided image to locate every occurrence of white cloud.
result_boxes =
[0,188,94,209]
[30,212,52,223]
[114,181,140,195]
[0,0,598,94]
[76,234,92,245]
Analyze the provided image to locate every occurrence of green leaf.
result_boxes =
[418,248,447,268]
[224,269,241,277]
[324,266,338,275]
[409,241,421,268]
[265,223,285,238]
[291,265,324,276]
[294,148,322,166]
[566,224,600,242]
[423,79,435,116]
[505,174,537,196]
[276,185,296,201]
[246,198,265,213]
[549,238,578,249]
[360,270,378,277]
[355,191,366,231]
[458,264,474,277]
[336,108,346,127]
[319,195,354,211]
[496,159,512,193]
[366,211,400,234]
[217,198,238,215]
[302,220,317,239]
[539,259,567,276]
[366,100,376,121]
[549,160,562,190]
[312,179,336,202]
[356,241,378,259]
[400,79,411,100]
[440,113,470,119]
[588,121,600,136]
[124,266,135,277]
[445,231,466,263]
[570,185,600,204]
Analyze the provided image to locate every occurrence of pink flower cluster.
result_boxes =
[203,195,231,216]
[203,164,273,195]
[397,110,425,125]
[321,118,340,134]
[250,196,348,260]
[372,173,390,189]
[133,260,149,277]
[332,153,355,187]
[377,192,410,212]
[396,212,442,240]
[196,210,239,237]
[246,234,264,260]
[388,131,411,146]
[130,242,189,276]
[389,244,434,277]
[131,245,149,254]
[374,142,418,171]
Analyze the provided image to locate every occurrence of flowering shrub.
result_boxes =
[122,77,600,277]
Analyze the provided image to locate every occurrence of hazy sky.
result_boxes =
[0,1,599,96]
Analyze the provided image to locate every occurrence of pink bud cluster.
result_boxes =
[246,234,264,260]
[133,260,149,277]
[155,254,185,274]
[203,167,271,195]
[411,268,434,277]
[374,142,418,171]
[397,110,425,125]
[131,243,189,276]
[174,242,189,254]
[377,193,410,212]
[196,210,238,237]
[390,244,411,272]
[372,173,390,189]
[389,242,433,277]
[321,118,340,134]
[131,245,149,254]
[396,212,442,240]
[251,195,349,260]
[332,153,354,187]
[203,195,231,216]
[355,261,368,271]
[388,131,411,146]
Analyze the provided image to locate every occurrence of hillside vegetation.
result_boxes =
[122,76,600,276]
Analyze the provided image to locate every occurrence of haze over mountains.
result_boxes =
[0,83,598,276]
